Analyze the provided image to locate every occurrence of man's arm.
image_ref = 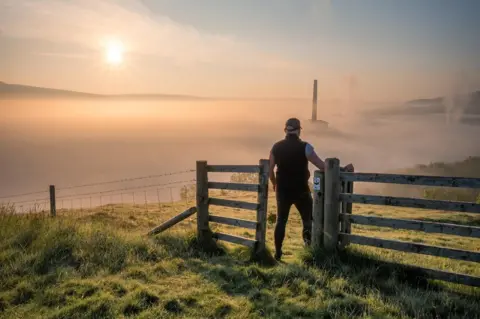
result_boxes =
[269,150,276,191]
[306,143,354,172]
[306,145,325,170]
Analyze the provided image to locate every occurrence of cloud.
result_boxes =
[34,52,90,59]
[0,0,300,70]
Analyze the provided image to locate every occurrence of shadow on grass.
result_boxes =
[305,247,480,315]
[154,231,480,318]
[155,233,383,317]
[312,247,479,291]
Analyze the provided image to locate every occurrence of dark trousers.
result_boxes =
[274,189,313,253]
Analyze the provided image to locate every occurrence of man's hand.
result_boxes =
[272,183,276,192]
[344,163,354,172]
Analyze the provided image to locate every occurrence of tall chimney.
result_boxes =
[312,79,318,121]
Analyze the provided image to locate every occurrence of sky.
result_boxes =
[1,0,479,101]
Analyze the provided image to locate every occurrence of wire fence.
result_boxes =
[0,169,197,215]
[0,168,263,217]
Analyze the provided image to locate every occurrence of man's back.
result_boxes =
[271,134,310,193]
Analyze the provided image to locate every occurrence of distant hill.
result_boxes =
[406,97,444,107]
[407,91,480,115]
[463,90,480,119]
[0,82,206,100]
[0,82,100,98]
[369,90,480,121]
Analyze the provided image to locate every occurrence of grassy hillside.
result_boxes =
[1,189,479,319]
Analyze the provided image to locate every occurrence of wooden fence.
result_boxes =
[312,158,480,287]
[196,160,269,255]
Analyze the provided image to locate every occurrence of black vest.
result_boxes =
[271,135,310,193]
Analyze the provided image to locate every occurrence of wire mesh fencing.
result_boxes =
[0,169,197,217]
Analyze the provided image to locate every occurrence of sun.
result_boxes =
[105,41,124,65]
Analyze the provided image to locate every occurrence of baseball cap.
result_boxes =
[285,118,301,131]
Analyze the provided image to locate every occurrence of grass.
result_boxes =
[0,190,479,318]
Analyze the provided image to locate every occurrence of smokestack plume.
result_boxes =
[312,79,318,121]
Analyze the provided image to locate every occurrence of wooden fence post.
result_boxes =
[324,158,341,252]
[196,161,210,245]
[339,168,354,249]
[49,185,56,217]
[255,159,269,255]
[312,170,325,251]
[339,179,346,249]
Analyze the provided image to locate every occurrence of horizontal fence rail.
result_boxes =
[207,182,259,192]
[206,165,260,173]
[340,213,480,238]
[213,232,256,248]
[340,172,480,189]
[209,215,257,229]
[208,198,259,211]
[340,233,480,263]
[340,193,480,214]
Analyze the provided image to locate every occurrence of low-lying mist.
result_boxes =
[1,98,479,204]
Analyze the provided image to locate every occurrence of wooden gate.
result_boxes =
[196,160,269,254]
[312,158,480,287]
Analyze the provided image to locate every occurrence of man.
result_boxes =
[269,118,353,261]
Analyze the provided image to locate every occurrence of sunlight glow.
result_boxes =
[105,41,124,65]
